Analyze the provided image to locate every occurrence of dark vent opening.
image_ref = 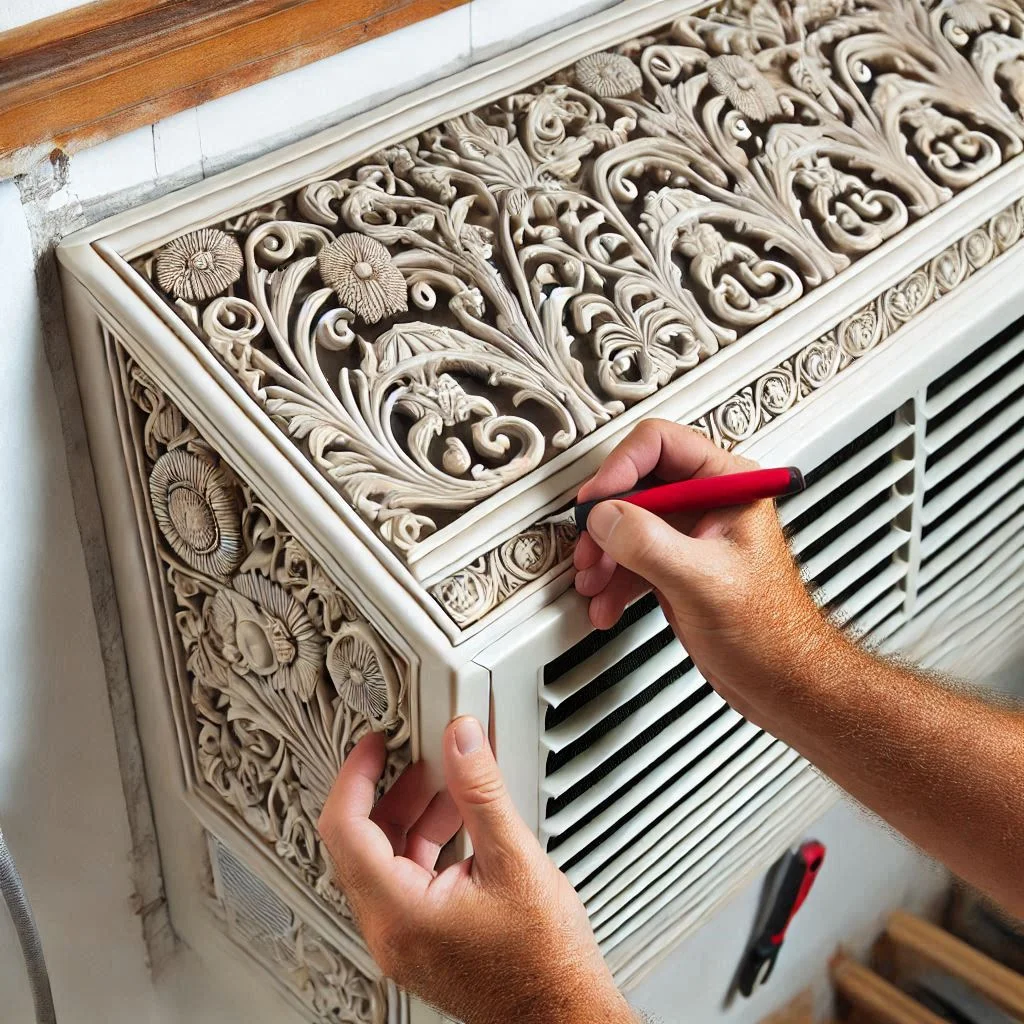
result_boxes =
[922,478,1024,563]
[543,593,659,688]
[545,624,676,731]
[920,495,1024,596]
[799,412,897,489]
[808,522,892,593]
[923,469,1023,545]
[548,709,742,859]
[925,403,1024,503]
[560,716,756,882]
[796,487,891,565]
[545,655,696,775]
[544,680,713,819]
[926,316,1024,406]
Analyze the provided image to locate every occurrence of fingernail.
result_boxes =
[587,502,622,544]
[454,717,483,755]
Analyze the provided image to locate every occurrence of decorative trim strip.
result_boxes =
[429,519,577,629]
[429,193,1024,628]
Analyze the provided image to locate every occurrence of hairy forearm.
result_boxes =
[725,624,1024,917]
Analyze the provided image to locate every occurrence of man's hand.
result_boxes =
[573,418,830,722]
[318,717,636,1024]
[575,418,1024,920]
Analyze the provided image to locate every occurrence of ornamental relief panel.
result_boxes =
[115,339,411,931]
[133,0,1024,559]
[430,194,1024,628]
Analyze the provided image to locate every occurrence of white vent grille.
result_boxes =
[538,414,912,979]
[209,835,296,946]
[880,321,1024,672]
[539,316,1024,984]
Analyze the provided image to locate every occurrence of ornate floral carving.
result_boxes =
[149,449,244,578]
[116,342,411,927]
[574,52,643,97]
[327,622,401,728]
[689,196,1024,447]
[209,573,324,699]
[706,54,785,121]
[430,520,578,628]
[134,0,1024,560]
[317,233,409,323]
[155,228,244,302]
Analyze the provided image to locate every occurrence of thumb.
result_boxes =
[443,716,534,882]
[586,499,708,598]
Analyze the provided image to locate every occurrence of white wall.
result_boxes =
[0,2,980,1021]
[0,0,86,32]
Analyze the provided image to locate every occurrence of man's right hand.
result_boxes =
[573,418,831,724]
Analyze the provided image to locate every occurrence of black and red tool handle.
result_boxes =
[574,466,805,533]
[737,840,826,997]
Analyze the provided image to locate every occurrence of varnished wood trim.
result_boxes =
[0,0,468,176]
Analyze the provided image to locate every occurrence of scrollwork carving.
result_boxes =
[430,520,578,628]
[116,341,411,929]
[689,195,1024,447]
[133,0,1024,561]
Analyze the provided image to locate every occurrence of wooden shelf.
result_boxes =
[0,0,467,176]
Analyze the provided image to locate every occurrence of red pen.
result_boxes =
[563,466,805,533]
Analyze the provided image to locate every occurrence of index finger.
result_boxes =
[576,418,745,503]
[318,734,426,906]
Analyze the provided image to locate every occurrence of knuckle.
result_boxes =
[460,772,506,807]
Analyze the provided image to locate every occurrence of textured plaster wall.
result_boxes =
[0,0,991,1020]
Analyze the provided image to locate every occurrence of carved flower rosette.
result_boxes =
[132,0,1024,564]
[124,354,410,925]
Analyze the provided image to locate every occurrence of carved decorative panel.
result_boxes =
[208,835,394,1024]
[110,331,411,939]
[57,0,1024,1013]
[130,0,1024,573]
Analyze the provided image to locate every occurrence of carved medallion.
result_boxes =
[131,0,1024,562]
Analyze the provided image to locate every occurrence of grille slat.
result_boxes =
[919,504,1024,591]
[554,722,765,873]
[573,740,796,899]
[542,636,685,752]
[779,419,911,524]
[924,391,1024,490]
[593,765,816,945]
[920,460,1024,559]
[542,678,717,799]
[799,493,909,579]
[541,605,666,709]
[924,328,1024,417]
[923,427,1024,525]
[543,712,751,847]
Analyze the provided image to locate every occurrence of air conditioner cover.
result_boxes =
[56,0,1024,1019]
